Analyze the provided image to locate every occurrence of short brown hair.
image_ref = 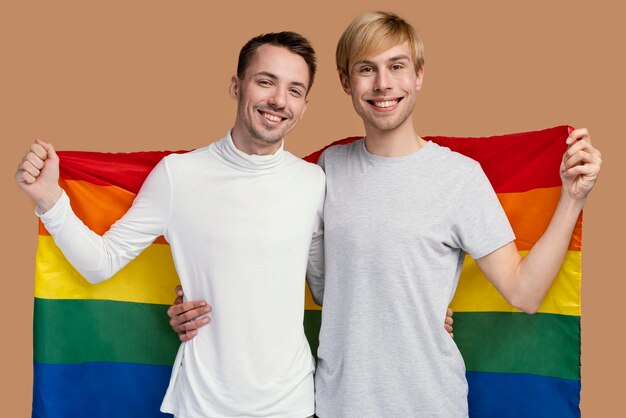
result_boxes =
[336,11,424,77]
[237,31,317,95]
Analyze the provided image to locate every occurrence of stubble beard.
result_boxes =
[246,118,284,146]
[242,103,293,147]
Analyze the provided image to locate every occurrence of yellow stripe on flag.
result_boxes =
[304,285,321,311]
[35,235,180,304]
[450,251,581,316]
[37,181,581,314]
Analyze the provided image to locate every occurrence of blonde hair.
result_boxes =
[336,11,424,77]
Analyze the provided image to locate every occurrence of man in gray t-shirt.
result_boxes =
[169,11,602,417]
[307,11,600,417]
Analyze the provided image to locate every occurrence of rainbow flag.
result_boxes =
[33,126,581,417]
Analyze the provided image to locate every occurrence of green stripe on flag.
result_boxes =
[304,309,321,357]
[35,299,579,381]
[34,298,180,365]
[454,312,580,380]
[35,298,325,365]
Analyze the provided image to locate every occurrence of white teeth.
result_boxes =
[373,100,398,108]
[263,112,281,122]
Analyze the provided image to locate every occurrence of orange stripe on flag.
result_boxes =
[499,187,581,251]
[40,183,581,254]
[39,179,167,245]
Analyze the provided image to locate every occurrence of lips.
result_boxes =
[366,97,403,111]
[258,109,289,123]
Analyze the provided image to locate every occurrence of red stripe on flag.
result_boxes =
[304,125,570,194]
[58,150,186,193]
[58,126,569,194]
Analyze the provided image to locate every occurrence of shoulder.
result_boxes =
[159,144,212,167]
[318,138,363,168]
[282,153,326,198]
[427,141,481,174]
[284,152,326,180]
[418,142,490,198]
[322,139,362,158]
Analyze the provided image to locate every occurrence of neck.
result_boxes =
[363,119,426,157]
[230,125,282,156]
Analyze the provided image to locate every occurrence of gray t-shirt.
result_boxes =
[314,139,515,417]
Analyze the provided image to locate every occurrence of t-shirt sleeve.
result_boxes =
[39,158,172,284]
[451,163,515,259]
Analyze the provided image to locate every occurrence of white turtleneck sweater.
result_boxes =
[39,132,326,418]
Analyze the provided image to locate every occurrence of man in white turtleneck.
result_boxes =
[15,32,324,418]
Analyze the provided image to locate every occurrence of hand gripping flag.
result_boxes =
[33,126,582,417]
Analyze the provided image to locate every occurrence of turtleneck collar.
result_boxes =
[211,130,285,172]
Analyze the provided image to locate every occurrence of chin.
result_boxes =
[247,125,284,145]
[253,131,285,146]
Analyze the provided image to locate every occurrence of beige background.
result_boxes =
[1,0,623,415]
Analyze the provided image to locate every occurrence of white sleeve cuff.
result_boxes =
[35,189,69,220]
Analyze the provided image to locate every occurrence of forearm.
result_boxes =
[510,193,584,311]
[40,190,153,284]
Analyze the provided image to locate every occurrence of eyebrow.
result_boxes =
[253,71,308,91]
[355,54,412,66]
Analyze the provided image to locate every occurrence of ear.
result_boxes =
[339,72,352,95]
[229,75,239,99]
[415,67,425,91]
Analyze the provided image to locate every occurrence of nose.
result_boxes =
[268,87,287,109]
[373,69,392,92]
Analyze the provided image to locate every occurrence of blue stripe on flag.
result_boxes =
[467,371,581,417]
[33,362,173,418]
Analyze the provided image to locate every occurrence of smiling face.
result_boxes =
[230,44,309,155]
[341,42,423,134]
